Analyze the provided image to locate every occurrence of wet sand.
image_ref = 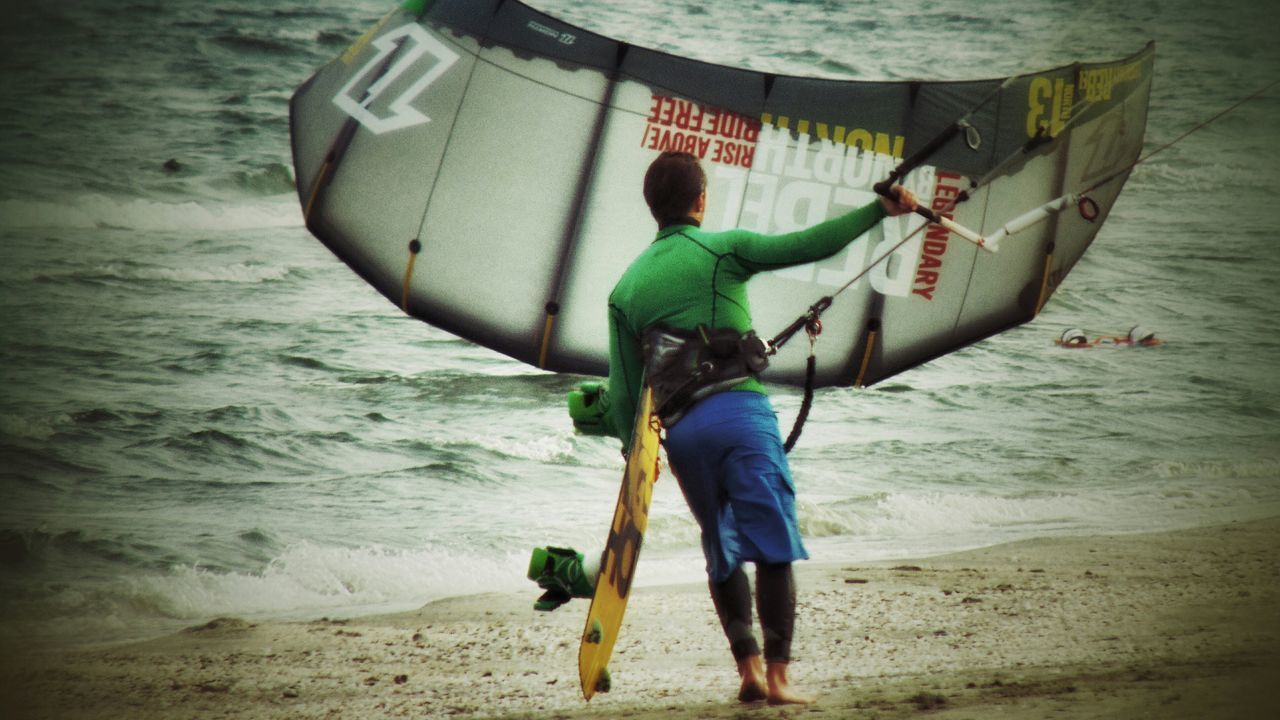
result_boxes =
[3,517,1277,719]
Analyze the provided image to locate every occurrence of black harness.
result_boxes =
[641,325,769,429]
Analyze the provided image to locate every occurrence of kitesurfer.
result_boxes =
[1122,325,1163,346]
[604,151,917,705]
[1058,327,1091,347]
[1056,325,1163,348]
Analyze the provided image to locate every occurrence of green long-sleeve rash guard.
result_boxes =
[606,198,888,448]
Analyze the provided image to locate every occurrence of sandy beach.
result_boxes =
[3,517,1277,720]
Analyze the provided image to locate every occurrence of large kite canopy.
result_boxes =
[290,0,1153,387]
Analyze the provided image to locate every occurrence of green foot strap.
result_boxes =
[568,382,614,436]
[534,588,572,612]
[596,667,612,693]
[527,546,595,611]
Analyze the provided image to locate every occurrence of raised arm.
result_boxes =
[728,189,916,272]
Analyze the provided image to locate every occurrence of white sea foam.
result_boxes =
[0,541,530,646]
[85,261,291,284]
[132,543,528,625]
[0,194,301,232]
[472,433,577,464]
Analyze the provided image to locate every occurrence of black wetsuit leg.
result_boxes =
[708,566,760,661]
[756,562,796,663]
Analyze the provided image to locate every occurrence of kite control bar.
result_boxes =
[869,116,998,252]
[873,180,997,253]
[868,113,995,252]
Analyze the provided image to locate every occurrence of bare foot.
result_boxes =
[766,661,815,705]
[736,655,768,703]
[738,678,768,703]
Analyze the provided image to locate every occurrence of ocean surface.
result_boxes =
[2,0,1278,647]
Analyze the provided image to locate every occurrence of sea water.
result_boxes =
[2,0,1278,647]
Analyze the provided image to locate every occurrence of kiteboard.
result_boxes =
[578,385,662,700]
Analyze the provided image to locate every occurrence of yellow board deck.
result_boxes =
[577,385,662,700]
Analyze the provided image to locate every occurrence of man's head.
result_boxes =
[643,151,706,226]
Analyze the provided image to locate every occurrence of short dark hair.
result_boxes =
[642,151,706,225]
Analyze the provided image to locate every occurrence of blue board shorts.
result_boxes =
[662,390,809,583]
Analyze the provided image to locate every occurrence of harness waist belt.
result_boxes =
[642,325,769,428]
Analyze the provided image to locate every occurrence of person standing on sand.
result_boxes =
[593,151,917,705]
